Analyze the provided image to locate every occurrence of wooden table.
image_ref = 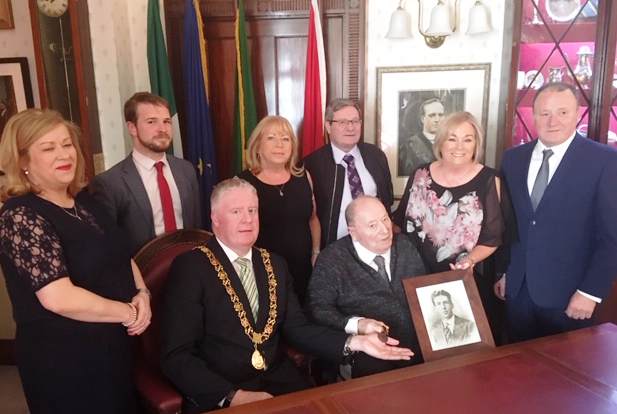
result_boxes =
[222,323,617,414]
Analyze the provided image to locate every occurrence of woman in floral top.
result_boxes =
[393,111,504,273]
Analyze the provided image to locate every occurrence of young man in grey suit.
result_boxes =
[91,92,201,255]
[307,195,427,378]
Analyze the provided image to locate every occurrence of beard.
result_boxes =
[139,133,172,153]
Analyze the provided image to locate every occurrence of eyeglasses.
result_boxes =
[330,119,362,127]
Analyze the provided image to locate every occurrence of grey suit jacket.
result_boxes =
[91,154,201,255]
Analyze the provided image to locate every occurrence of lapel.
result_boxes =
[511,142,535,215]
[534,134,583,213]
[207,239,260,327]
[121,156,154,231]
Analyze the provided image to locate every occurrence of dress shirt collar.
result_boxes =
[533,131,576,159]
[216,238,253,264]
[442,314,455,328]
[132,149,169,171]
[423,131,436,144]
[331,143,361,165]
[352,239,392,268]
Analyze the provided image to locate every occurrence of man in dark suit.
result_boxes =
[91,92,201,255]
[307,195,426,378]
[495,82,617,342]
[159,178,413,413]
[429,290,475,346]
[304,98,393,248]
[398,98,443,176]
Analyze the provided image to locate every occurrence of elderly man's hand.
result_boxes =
[358,318,389,335]
[349,333,413,361]
[565,291,596,320]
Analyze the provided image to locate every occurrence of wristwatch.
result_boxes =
[343,334,356,356]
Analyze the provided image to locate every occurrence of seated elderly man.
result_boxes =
[307,195,427,378]
[160,178,413,413]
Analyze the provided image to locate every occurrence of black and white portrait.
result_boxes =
[397,89,465,177]
[417,280,481,351]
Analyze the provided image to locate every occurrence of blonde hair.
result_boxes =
[433,111,484,163]
[0,109,88,202]
[245,115,304,177]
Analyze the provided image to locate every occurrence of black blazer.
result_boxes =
[160,239,348,413]
[304,142,394,247]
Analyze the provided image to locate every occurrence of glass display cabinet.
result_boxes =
[505,0,617,149]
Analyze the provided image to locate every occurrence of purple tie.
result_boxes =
[343,154,364,199]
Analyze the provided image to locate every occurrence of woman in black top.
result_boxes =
[238,116,320,303]
[0,109,152,414]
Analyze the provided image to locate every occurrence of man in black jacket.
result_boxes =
[304,98,393,248]
[160,178,413,413]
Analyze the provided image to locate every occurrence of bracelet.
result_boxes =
[457,252,476,266]
[311,249,320,256]
[137,287,152,299]
[122,302,138,327]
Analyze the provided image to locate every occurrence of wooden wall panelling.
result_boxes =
[164,0,365,179]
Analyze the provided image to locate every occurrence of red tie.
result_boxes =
[154,162,177,232]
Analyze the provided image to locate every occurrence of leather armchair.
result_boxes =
[133,229,212,414]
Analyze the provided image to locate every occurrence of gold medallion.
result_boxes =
[252,349,265,370]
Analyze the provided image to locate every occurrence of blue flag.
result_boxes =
[183,0,218,229]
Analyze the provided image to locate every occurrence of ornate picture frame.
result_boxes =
[403,269,495,362]
[0,58,34,137]
[0,0,14,30]
[376,64,491,198]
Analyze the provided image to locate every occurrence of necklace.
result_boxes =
[274,183,285,196]
[61,205,82,221]
[441,163,474,188]
[199,246,278,370]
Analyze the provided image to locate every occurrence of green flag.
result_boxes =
[232,0,258,174]
[147,0,183,156]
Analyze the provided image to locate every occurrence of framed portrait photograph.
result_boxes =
[403,268,494,362]
[376,64,491,198]
[0,58,34,137]
[0,0,14,30]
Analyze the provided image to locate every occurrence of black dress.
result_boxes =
[0,192,136,414]
[238,170,313,303]
[393,164,504,272]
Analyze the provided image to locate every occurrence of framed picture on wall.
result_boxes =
[0,0,14,30]
[403,268,495,362]
[0,58,34,138]
[376,64,491,198]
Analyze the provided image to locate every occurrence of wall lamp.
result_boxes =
[386,0,492,48]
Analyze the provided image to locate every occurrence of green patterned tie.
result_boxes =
[234,257,259,321]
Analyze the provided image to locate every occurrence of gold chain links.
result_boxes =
[199,247,278,345]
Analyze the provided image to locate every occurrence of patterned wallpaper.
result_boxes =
[0,0,40,107]
[365,0,506,168]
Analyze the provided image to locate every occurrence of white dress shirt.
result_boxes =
[132,150,184,235]
[344,241,392,334]
[526,133,600,303]
[331,144,378,239]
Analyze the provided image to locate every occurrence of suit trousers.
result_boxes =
[506,276,592,343]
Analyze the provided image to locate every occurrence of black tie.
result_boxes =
[530,149,554,211]
[373,255,389,285]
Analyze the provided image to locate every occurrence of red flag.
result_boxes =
[302,0,327,157]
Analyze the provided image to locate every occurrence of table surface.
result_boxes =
[220,323,617,414]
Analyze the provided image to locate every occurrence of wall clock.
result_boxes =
[37,0,69,18]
